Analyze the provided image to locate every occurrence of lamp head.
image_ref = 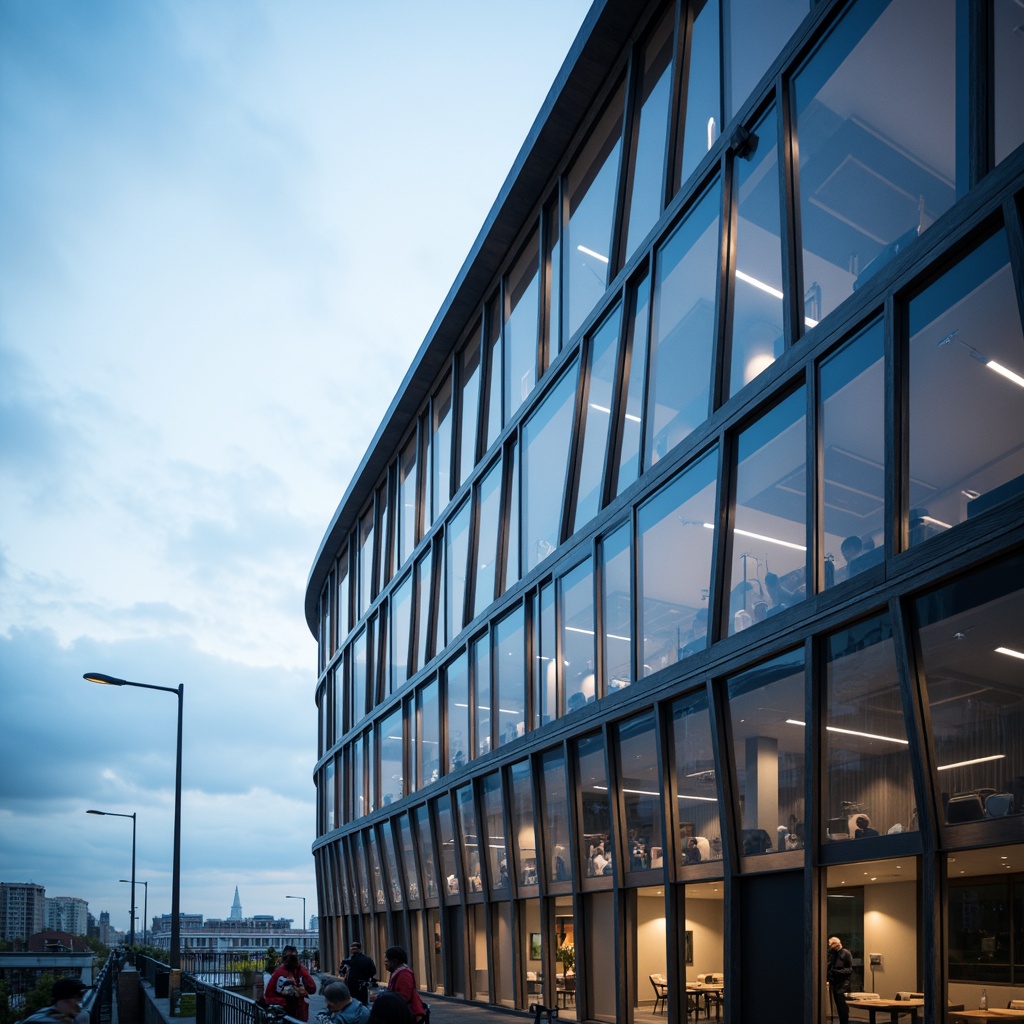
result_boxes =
[84,672,124,686]
[87,809,106,816]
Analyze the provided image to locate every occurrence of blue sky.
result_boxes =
[0,0,592,932]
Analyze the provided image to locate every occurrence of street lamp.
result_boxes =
[285,895,306,934]
[87,809,135,946]
[85,672,183,970]
[121,879,148,945]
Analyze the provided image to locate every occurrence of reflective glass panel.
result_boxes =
[378,704,404,808]
[728,105,785,397]
[367,828,386,910]
[678,0,721,187]
[352,732,365,820]
[432,372,453,524]
[337,550,350,645]
[445,650,470,772]
[510,759,540,888]
[414,548,433,673]
[727,0,806,120]
[522,360,579,571]
[545,196,563,356]
[624,8,674,259]
[672,691,723,864]
[414,803,439,901]
[436,793,459,899]
[536,582,557,728]
[825,612,916,843]
[794,0,958,325]
[578,732,614,878]
[566,82,625,340]
[645,180,722,466]
[445,499,471,645]
[324,757,336,832]
[573,304,623,532]
[637,448,718,673]
[728,387,807,635]
[472,632,491,758]
[358,506,375,616]
[455,784,482,895]
[379,822,403,907]
[541,748,572,884]
[908,230,1024,546]
[399,811,422,905]
[495,603,527,748]
[484,294,502,449]
[459,329,482,487]
[354,831,371,912]
[473,459,502,619]
[365,723,376,814]
[726,650,806,856]
[398,434,418,568]
[352,625,368,726]
[618,713,663,872]
[614,270,650,496]
[505,232,540,422]
[390,572,412,692]
[561,558,596,713]
[994,0,1024,165]
[820,320,885,588]
[914,554,1024,826]
[378,479,392,588]
[601,523,633,693]
[418,676,440,790]
[481,771,509,894]
[504,440,520,591]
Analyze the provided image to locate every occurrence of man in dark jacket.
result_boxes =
[18,977,89,1024]
[340,942,376,1006]
[827,935,854,1024]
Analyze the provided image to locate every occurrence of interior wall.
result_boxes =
[686,895,725,981]
[637,891,668,999]
[863,882,917,995]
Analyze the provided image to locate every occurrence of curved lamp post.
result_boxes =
[121,878,148,945]
[285,895,306,935]
[85,672,183,970]
[88,809,135,946]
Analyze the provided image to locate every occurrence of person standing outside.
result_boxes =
[382,946,426,1023]
[265,945,317,1022]
[827,935,854,1024]
[323,982,370,1024]
[18,977,89,1024]
[340,941,377,1006]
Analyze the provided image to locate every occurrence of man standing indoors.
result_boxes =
[827,935,854,1024]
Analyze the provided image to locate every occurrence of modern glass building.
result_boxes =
[305,1,1024,1020]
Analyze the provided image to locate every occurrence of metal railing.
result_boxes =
[82,954,117,1024]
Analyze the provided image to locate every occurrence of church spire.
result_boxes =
[230,886,242,920]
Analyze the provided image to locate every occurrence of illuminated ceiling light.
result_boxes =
[578,244,609,264]
[995,646,1024,660]
[936,753,1005,771]
[734,526,806,552]
[735,268,817,328]
[986,359,1024,388]
[679,794,719,802]
[787,719,909,745]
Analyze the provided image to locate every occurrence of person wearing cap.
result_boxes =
[339,941,377,1006]
[18,977,89,1024]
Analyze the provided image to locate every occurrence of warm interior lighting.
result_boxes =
[995,646,1024,660]
[936,753,1005,771]
[985,359,1024,389]
[577,244,609,264]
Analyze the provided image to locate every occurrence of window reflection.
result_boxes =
[566,81,625,340]
[418,677,440,789]
[615,271,651,496]
[445,650,470,773]
[414,803,439,901]
[351,626,368,727]
[455,785,482,895]
[390,572,412,692]
[431,373,453,525]
[618,713,664,873]
[820,321,885,588]
[915,554,1024,827]
[908,230,1024,546]
[358,505,375,616]
[445,500,470,645]
[336,551,350,647]
[484,294,502,452]
[399,811,421,905]
[504,441,520,592]
[727,0,805,120]
[826,613,916,842]
[541,748,572,884]
[728,388,807,635]
[561,558,596,713]
[794,0,958,325]
[535,583,556,729]
[367,828,386,909]
[509,759,539,889]
[994,0,1024,165]
[672,692,723,864]
[354,831,371,912]
[728,105,785,397]
[472,459,502,620]
[414,548,433,673]
[505,232,540,423]
[638,448,718,673]
[601,523,633,694]
[473,633,491,757]
[726,651,806,856]
[645,181,722,466]
[324,757,336,832]
[522,361,579,572]
[678,0,721,187]
[572,305,623,532]
[578,732,614,879]
[379,821,403,907]
[351,732,365,821]
[378,704,404,808]
[480,772,509,894]
[494,604,526,748]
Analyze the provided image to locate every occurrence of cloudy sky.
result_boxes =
[0,0,592,935]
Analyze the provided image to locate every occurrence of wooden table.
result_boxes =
[846,998,924,1024]
[686,984,724,1020]
[949,1012,1024,1021]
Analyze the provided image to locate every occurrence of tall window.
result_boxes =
[378,704,404,808]
[645,180,722,466]
[455,785,482,894]
[472,633,492,758]
[600,523,632,694]
[398,434,418,569]
[399,812,422,905]
[458,329,482,487]
[613,271,651,496]
[726,0,806,120]
[793,0,958,326]
[414,804,439,901]
[561,558,596,713]
[413,548,433,674]
[336,550,350,648]
[483,295,502,452]
[505,232,541,423]
[431,372,453,525]
[541,748,572,884]
[445,650,470,772]
[473,459,503,620]
[510,759,540,889]
[994,0,1024,165]
[494,604,527,748]
[417,677,440,791]
[672,691,723,863]
[390,572,412,692]
[907,230,1024,546]
[678,0,721,188]
[445,500,471,645]
[481,771,509,894]
[617,713,663,873]
[358,505,375,617]
[728,387,807,635]
[578,732,614,879]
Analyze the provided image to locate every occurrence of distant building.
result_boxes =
[45,897,89,937]
[229,887,242,921]
[98,910,111,946]
[27,931,91,953]
[0,882,46,943]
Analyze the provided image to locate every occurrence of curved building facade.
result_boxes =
[305,1,1024,1020]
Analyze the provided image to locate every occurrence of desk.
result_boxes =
[847,999,924,1024]
[949,1012,1024,1021]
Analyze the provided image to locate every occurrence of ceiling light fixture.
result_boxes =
[995,646,1024,660]
[736,268,818,328]
[936,753,1005,771]
[578,244,609,264]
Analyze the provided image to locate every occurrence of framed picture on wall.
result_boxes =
[530,933,542,961]
[685,930,693,964]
